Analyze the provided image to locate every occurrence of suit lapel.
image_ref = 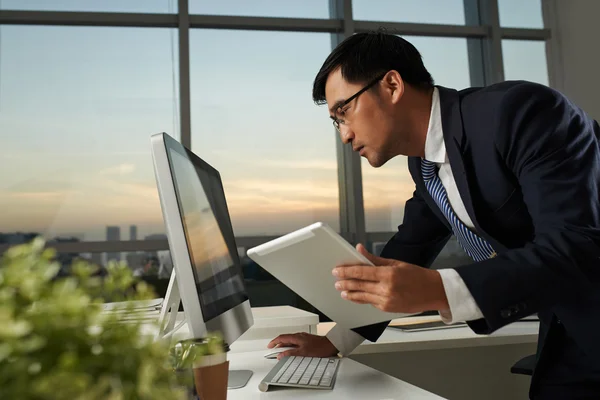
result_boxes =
[437,87,478,227]
[436,86,507,252]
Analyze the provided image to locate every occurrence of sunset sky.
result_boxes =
[0,0,547,240]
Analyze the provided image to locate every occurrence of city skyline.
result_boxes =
[0,1,549,241]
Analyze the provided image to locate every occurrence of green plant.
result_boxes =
[0,238,187,400]
[169,334,227,370]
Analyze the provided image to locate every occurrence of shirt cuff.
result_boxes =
[325,324,365,357]
[437,268,484,324]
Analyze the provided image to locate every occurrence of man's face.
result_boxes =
[324,68,400,167]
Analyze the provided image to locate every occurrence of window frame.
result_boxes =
[0,0,555,256]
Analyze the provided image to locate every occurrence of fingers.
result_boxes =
[334,279,379,295]
[355,243,388,265]
[277,348,302,360]
[267,334,304,349]
[332,265,381,281]
[341,291,383,308]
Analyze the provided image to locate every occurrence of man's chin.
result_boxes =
[365,154,386,168]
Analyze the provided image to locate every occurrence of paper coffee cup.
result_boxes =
[193,358,229,400]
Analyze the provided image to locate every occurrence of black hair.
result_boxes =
[312,31,434,105]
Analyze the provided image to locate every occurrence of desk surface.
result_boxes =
[317,316,539,354]
[227,349,445,399]
[227,315,538,356]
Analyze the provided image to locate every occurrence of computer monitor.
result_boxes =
[150,132,254,349]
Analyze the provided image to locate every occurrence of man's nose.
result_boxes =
[339,125,354,145]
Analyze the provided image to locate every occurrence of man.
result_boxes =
[268,32,600,399]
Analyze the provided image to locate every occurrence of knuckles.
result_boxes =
[380,300,395,312]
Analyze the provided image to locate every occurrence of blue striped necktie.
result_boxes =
[421,159,496,262]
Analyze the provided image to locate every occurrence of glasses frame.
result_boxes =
[332,73,386,132]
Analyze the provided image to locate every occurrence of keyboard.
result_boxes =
[259,356,340,392]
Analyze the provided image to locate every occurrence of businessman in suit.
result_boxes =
[267,32,600,399]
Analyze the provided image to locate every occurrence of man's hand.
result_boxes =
[333,244,449,314]
[267,333,338,360]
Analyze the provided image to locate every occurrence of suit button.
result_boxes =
[500,309,512,318]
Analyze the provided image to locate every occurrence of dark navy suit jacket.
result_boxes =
[352,80,600,388]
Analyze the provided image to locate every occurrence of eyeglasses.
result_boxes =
[332,73,386,132]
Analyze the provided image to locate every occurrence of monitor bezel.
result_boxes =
[150,132,253,344]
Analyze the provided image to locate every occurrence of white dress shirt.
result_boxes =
[327,87,484,356]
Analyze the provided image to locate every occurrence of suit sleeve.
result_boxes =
[346,187,452,343]
[458,83,600,334]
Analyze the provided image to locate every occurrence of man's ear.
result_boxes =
[382,70,404,104]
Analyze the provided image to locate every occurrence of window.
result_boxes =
[498,0,544,29]
[0,26,179,243]
[502,40,549,86]
[362,36,471,233]
[352,0,466,25]
[189,0,329,19]
[51,249,171,278]
[189,30,339,236]
[0,0,176,13]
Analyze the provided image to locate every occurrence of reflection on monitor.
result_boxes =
[151,132,253,349]
[168,148,247,322]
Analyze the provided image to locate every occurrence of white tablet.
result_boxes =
[246,222,412,329]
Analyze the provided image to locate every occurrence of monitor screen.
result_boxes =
[166,143,248,322]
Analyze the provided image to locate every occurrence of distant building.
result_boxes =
[144,233,167,241]
[129,225,138,241]
[0,232,40,245]
[106,226,121,263]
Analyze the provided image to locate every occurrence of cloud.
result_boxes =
[226,179,338,199]
[255,159,337,171]
[6,190,72,200]
[3,151,150,160]
[107,181,160,200]
[99,163,136,176]
[207,150,337,172]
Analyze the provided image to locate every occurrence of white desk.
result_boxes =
[132,305,446,398]
[318,315,539,353]
[227,349,446,399]
[317,316,539,400]
[134,304,536,400]
[227,314,538,400]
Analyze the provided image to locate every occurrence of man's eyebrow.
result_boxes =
[328,100,346,114]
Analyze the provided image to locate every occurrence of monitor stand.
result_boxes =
[156,270,253,389]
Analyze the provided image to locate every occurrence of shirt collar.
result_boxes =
[423,87,446,164]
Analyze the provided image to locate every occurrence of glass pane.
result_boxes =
[498,0,543,29]
[363,36,471,233]
[56,249,172,298]
[50,248,170,277]
[190,0,329,19]
[0,26,179,242]
[352,0,465,25]
[1,0,176,13]
[503,40,549,86]
[190,30,339,236]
